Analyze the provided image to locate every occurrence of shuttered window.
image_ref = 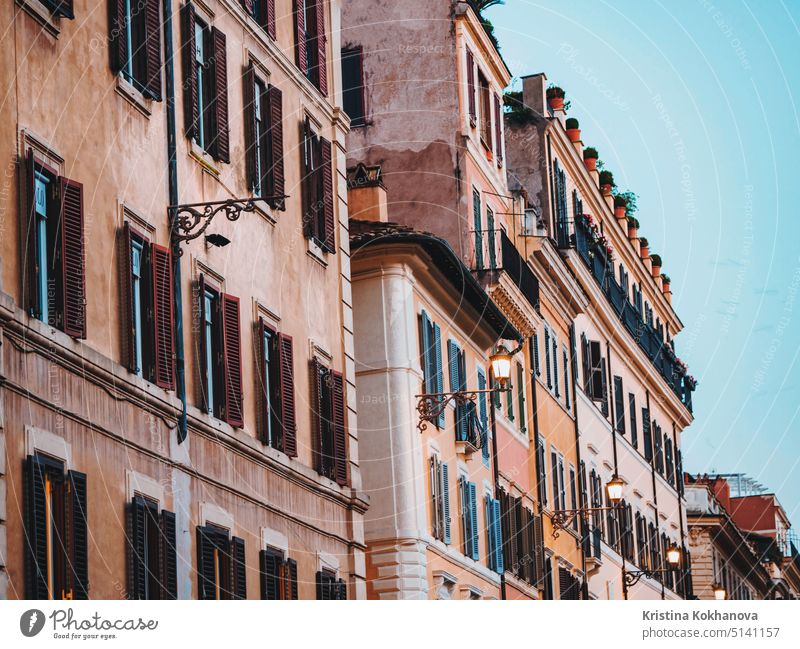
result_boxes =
[477,68,493,152]
[642,407,652,461]
[552,335,559,398]
[110,0,162,100]
[665,436,675,485]
[629,393,638,447]
[516,362,526,433]
[294,0,327,94]
[39,0,75,18]
[24,454,88,600]
[316,570,346,600]
[196,525,246,599]
[613,375,625,433]
[532,331,541,376]
[341,47,365,127]
[242,0,276,39]
[311,359,348,485]
[459,477,480,561]
[472,187,483,269]
[536,438,547,507]
[127,496,177,599]
[485,495,503,573]
[494,92,503,166]
[466,49,476,126]
[544,328,552,388]
[430,457,451,544]
[477,368,490,463]
[260,549,298,600]
[448,340,470,442]
[301,119,335,252]
[256,321,296,455]
[498,489,538,586]
[418,311,445,428]
[23,153,87,338]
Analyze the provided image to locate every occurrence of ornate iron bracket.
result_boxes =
[415,388,504,434]
[169,196,287,255]
[623,567,675,588]
[550,506,617,539]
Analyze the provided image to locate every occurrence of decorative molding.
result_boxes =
[25,426,72,469]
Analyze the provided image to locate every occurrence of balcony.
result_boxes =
[557,214,695,412]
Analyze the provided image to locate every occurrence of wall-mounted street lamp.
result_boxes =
[550,474,625,538]
[713,583,727,600]
[415,343,519,434]
[623,543,683,589]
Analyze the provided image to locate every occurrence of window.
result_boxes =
[499,490,540,585]
[485,495,503,573]
[418,310,444,427]
[654,421,664,474]
[294,0,328,94]
[127,496,177,599]
[532,331,541,377]
[629,394,638,448]
[493,92,503,165]
[244,65,285,208]
[466,49,476,126]
[642,408,653,461]
[301,119,335,251]
[505,358,514,421]
[198,277,243,427]
[246,0,276,39]
[552,333,560,398]
[486,205,497,269]
[477,68,493,152]
[562,347,571,410]
[24,454,88,599]
[459,477,479,560]
[316,570,346,599]
[36,0,74,19]
[341,47,365,127]
[121,225,174,389]
[558,567,581,600]
[182,5,229,161]
[448,340,470,442]
[581,335,606,403]
[550,450,566,512]
[515,362,526,433]
[613,375,625,433]
[665,435,674,485]
[260,549,298,600]
[196,525,246,599]
[536,438,547,507]
[472,187,483,269]
[311,359,348,484]
[569,466,578,531]
[23,152,86,338]
[542,555,554,600]
[477,367,490,463]
[553,161,568,240]
[110,0,162,99]
[544,327,552,388]
[430,456,451,544]
[256,321,297,455]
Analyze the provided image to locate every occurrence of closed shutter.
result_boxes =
[441,462,451,544]
[260,550,280,600]
[477,369,489,461]
[293,0,307,73]
[231,536,247,599]
[285,558,298,599]
[243,64,258,192]
[336,578,347,600]
[24,455,50,599]
[466,49,476,125]
[558,567,570,600]
[67,470,89,599]
[330,370,348,486]
[552,337,559,397]
[533,513,544,585]
[614,376,625,433]
[533,332,540,376]
[310,358,324,473]
[128,496,148,599]
[494,93,503,165]
[152,244,175,390]
[469,482,479,561]
[319,137,335,252]
[433,322,445,427]
[143,0,162,100]
[600,361,609,417]
[492,499,503,573]
[580,334,589,393]
[642,408,652,461]
[159,510,178,599]
[629,394,638,447]
[315,0,327,95]
[589,341,603,399]
[181,3,198,139]
[119,224,136,371]
[196,527,216,599]
[109,0,128,74]
[278,333,297,456]
[59,177,86,339]
[211,27,230,163]
[265,84,285,209]
[544,328,552,387]
[221,293,243,427]
[459,478,471,555]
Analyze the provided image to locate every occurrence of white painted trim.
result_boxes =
[126,470,165,505]
[25,426,71,469]
[261,527,289,557]
[200,502,234,532]
[317,551,340,574]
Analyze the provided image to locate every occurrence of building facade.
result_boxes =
[1,0,366,600]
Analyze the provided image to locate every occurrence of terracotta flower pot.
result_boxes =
[601,183,612,196]
[628,227,638,239]
[614,206,626,219]
[652,265,661,277]
[640,246,649,258]
[584,157,597,172]
[567,128,581,142]
[662,282,671,294]
[549,96,564,111]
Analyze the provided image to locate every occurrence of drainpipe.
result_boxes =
[163,0,187,443]
[570,324,588,599]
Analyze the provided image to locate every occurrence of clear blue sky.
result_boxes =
[486,0,800,530]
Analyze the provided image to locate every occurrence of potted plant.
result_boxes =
[547,85,566,111]
[639,236,649,258]
[650,253,662,276]
[661,274,671,294]
[613,194,627,219]
[583,146,599,172]
[566,117,581,142]
[599,170,615,195]
[627,216,639,239]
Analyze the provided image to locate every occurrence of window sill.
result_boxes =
[306,238,328,268]
[16,0,60,38]
[115,74,152,118]
[189,142,220,176]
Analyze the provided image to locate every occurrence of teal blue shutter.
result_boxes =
[493,499,504,573]
[418,310,432,392]
[433,323,444,427]
[473,188,483,269]
[469,482,479,560]
[448,340,459,392]
[442,462,451,544]
[477,368,489,462]
[485,496,494,569]
[459,477,469,554]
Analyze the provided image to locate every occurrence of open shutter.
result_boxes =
[260,551,280,599]
[494,92,503,165]
[128,496,148,599]
[278,334,297,456]
[231,536,247,599]
[319,137,335,252]
[477,369,489,461]
[629,394,638,447]
[441,462,451,544]
[181,3,198,139]
[59,177,86,338]
[67,470,89,599]
[265,84,285,209]
[544,328,552,387]
[418,311,432,392]
[109,0,128,74]
[22,150,40,316]
[466,49,476,125]
[24,455,49,599]
[552,337,559,397]
[642,408,652,461]
[492,499,503,573]
[469,482,479,560]
[447,340,460,436]
[119,224,136,371]
[330,370,348,486]
[315,0,328,95]
[266,0,277,39]
[152,244,175,390]
[196,527,216,599]
[143,0,163,100]
[221,294,243,427]
[160,510,178,599]
[310,358,324,473]
[211,27,230,163]
[433,323,444,427]
[533,332,541,376]
[293,0,307,73]
[533,513,544,585]
[285,558,298,599]
[243,63,258,192]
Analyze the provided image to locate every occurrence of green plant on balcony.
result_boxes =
[661,274,671,284]
[614,195,627,208]
[614,190,638,217]
[599,170,615,188]
[504,90,536,125]
[650,253,663,268]
[583,146,598,160]
[546,85,571,111]
[469,0,504,51]
[627,216,640,229]
[566,117,579,129]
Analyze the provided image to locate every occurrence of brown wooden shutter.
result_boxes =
[285,558,298,599]
[278,333,297,456]
[300,119,314,239]
[466,49,476,125]
[310,358,324,472]
[143,0,163,100]
[211,27,230,163]
[221,293,243,427]
[330,370,348,486]
[24,455,50,599]
[67,470,89,599]
[22,150,40,316]
[128,496,148,599]
[231,536,247,599]
[315,0,328,95]
[197,274,210,411]
[266,0,277,40]
[293,0,307,74]
[260,550,280,599]
[109,0,128,74]
[243,64,258,191]
[52,0,74,19]
[265,84,285,210]
[159,509,178,599]
[196,527,216,599]
[494,92,503,166]
[181,3,198,139]
[319,137,335,252]
[533,513,544,585]
[59,177,86,339]
[118,224,136,371]
[152,243,175,390]
[254,319,267,442]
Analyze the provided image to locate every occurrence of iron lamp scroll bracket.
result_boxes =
[550,506,618,539]
[415,388,506,434]
[623,568,676,588]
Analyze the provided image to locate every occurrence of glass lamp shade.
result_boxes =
[713,584,726,600]
[666,545,681,567]
[606,475,625,505]
[490,346,513,386]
